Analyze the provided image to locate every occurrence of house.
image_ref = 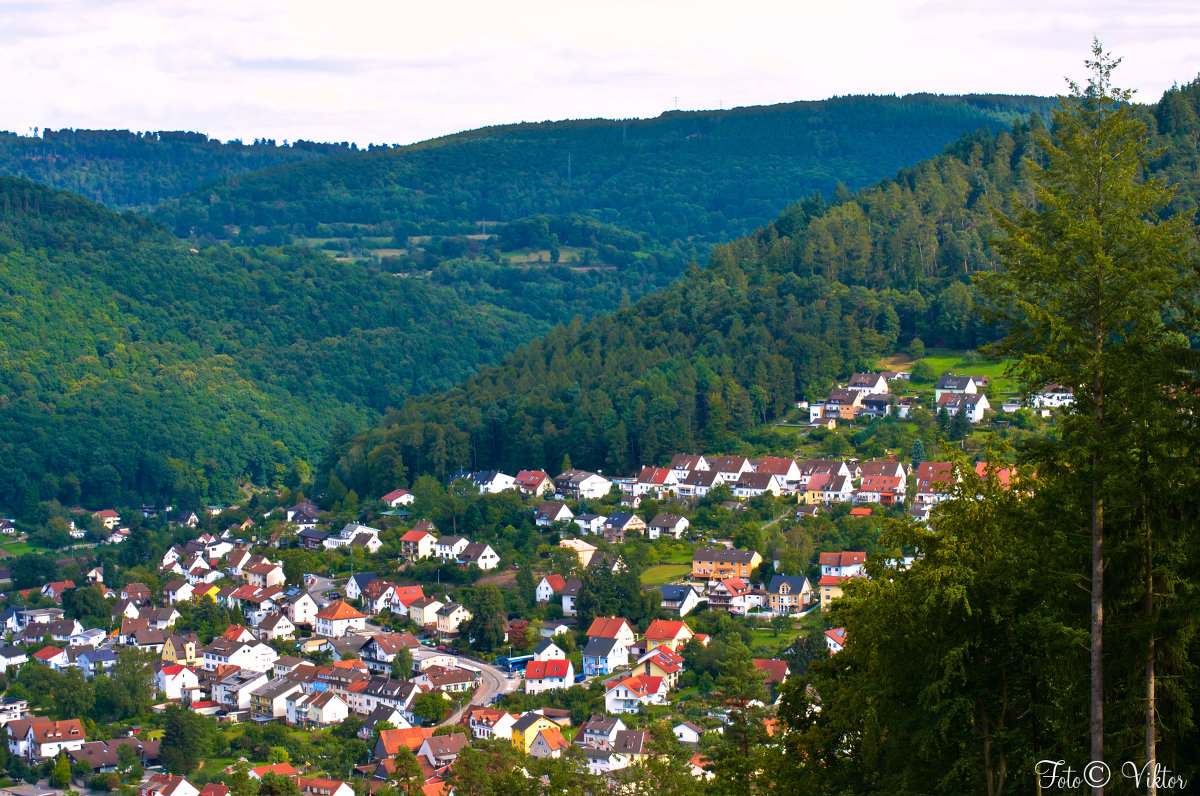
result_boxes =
[860,394,893,419]
[647,513,689,540]
[812,388,864,422]
[244,561,285,589]
[706,577,753,615]
[457,542,500,570]
[468,708,518,741]
[560,578,582,617]
[675,468,721,498]
[161,634,201,666]
[673,720,706,746]
[691,548,762,580]
[732,472,786,499]
[554,469,612,500]
[581,637,628,677]
[141,773,199,796]
[455,470,516,494]
[857,460,907,505]
[536,575,567,604]
[633,466,679,498]
[249,677,305,720]
[0,646,28,669]
[528,726,571,759]
[524,659,574,694]
[631,646,684,690]
[40,580,76,603]
[30,647,68,670]
[602,513,646,543]
[407,596,444,628]
[359,632,419,674]
[767,575,812,614]
[417,732,470,768]
[93,510,121,530]
[818,574,864,611]
[25,718,86,761]
[534,501,573,528]
[643,619,693,652]
[256,612,296,641]
[200,637,278,672]
[915,462,957,506]
[213,668,269,711]
[559,538,597,567]
[934,373,982,402]
[360,580,400,616]
[577,714,626,749]
[314,601,367,638]
[532,639,567,662]
[435,603,471,635]
[572,513,605,535]
[381,489,415,508]
[387,585,426,617]
[295,778,354,796]
[156,664,200,701]
[284,591,320,627]
[586,617,636,649]
[514,470,554,497]
[345,573,379,602]
[846,372,889,395]
[659,584,703,617]
[1031,384,1074,410]
[434,536,470,562]
[752,457,805,491]
[297,527,330,550]
[937,391,991,423]
[323,523,382,553]
[819,552,866,578]
[511,712,560,753]
[605,674,668,713]
[77,648,118,679]
[754,658,791,691]
[825,627,847,654]
[287,692,350,728]
[399,529,437,563]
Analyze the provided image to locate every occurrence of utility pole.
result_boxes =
[672,96,679,110]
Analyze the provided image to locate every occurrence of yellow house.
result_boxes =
[630,647,684,691]
[161,634,200,666]
[194,584,220,602]
[511,713,559,753]
[818,575,863,611]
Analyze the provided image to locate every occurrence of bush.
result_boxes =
[88,773,119,791]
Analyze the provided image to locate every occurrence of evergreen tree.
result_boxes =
[390,747,424,795]
[911,437,925,468]
[984,41,1200,780]
[703,638,769,795]
[464,584,507,653]
[50,754,70,789]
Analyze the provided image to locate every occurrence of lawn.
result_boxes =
[882,350,1018,394]
[1,542,45,555]
[639,564,692,587]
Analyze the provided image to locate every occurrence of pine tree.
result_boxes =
[911,437,925,468]
[983,40,1200,788]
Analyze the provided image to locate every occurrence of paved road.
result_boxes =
[411,646,517,726]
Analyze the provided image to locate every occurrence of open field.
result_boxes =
[1,542,45,555]
[639,564,692,587]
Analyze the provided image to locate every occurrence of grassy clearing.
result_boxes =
[640,564,692,587]
[882,350,1018,394]
[1,542,44,555]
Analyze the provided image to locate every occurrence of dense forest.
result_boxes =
[0,177,563,513]
[150,94,1054,248]
[321,78,1200,500]
[0,129,358,209]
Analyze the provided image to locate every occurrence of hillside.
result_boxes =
[320,79,1200,499]
[0,129,357,209]
[0,177,561,512]
[151,94,1054,251]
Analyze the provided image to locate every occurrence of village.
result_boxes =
[0,369,1067,795]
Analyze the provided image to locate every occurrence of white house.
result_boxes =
[381,489,415,508]
[314,601,367,638]
[523,659,574,694]
[647,513,690,540]
[156,664,200,700]
[604,675,668,713]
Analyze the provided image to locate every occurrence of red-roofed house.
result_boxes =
[818,574,865,611]
[249,763,298,779]
[535,575,567,603]
[296,776,354,796]
[605,674,668,713]
[514,470,554,497]
[524,659,575,694]
[381,489,415,508]
[818,552,866,578]
[632,646,684,690]
[824,628,846,654]
[585,617,636,649]
[753,658,790,688]
[529,725,571,759]
[633,466,679,498]
[141,773,199,796]
[915,462,957,506]
[399,530,437,563]
[314,601,367,638]
[388,585,426,616]
[31,646,68,669]
[643,619,693,652]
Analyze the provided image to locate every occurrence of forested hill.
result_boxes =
[320,80,1200,499]
[0,129,356,209]
[151,94,1054,247]
[0,177,563,512]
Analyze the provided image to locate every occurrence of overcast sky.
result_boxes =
[3,0,1198,146]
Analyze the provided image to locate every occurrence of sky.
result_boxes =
[2,0,1199,147]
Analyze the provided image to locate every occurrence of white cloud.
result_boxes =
[1,0,1197,144]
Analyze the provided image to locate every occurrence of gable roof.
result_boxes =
[525,659,571,679]
[585,617,632,639]
[316,600,366,621]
